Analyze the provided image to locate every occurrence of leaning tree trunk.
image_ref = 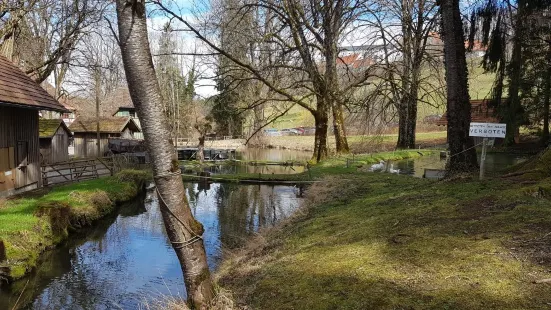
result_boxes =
[115,1,215,308]
[439,0,478,172]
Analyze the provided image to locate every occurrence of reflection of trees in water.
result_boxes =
[214,184,292,248]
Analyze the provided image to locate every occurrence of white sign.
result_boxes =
[469,123,506,138]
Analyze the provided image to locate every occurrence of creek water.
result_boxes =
[0,183,302,309]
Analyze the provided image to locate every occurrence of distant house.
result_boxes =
[69,117,141,158]
[39,84,78,125]
[39,119,72,164]
[0,56,68,197]
[106,87,144,139]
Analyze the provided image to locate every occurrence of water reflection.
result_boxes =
[236,148,312,162]
[374,153,528,178]
[190,162,306,175]
[1,183,301,309]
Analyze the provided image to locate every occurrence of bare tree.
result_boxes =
[115,1,215,308]
[155,0,380,161]
[0,0,106,83]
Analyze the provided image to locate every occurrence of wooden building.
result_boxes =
[436,99,499,126]
[105,87,144,139]
[39,119,72,164]
[69,117,141,158]
[436,99,518,144]
[0,56,68,197]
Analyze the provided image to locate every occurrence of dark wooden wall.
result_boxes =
[0,106,40,196]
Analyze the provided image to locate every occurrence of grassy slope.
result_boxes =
[217,158,551,309]
[257,131,448,153]
[0,170,150,280]
[264,58,494,130]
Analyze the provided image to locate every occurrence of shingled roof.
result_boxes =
[436,99,500,126]
[69,117,141,134]
[0,56,67,112]
[39,119,72,138]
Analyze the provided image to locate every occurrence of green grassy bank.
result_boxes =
[0,170,150,282]
[216,153,551,309]
[181,150,437,183]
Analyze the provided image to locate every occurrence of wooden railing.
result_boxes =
[41,158,113,187]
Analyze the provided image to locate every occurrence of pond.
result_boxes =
[0,183,302,309]
[182,148,313,175]
[369,152,528,178]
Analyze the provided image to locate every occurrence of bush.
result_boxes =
[116,169,151,184]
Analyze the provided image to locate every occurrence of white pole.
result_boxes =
[479,137,488,180]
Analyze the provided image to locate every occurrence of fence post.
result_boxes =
[479,138,488,180]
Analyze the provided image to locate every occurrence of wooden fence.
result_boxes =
[41,154,148,187]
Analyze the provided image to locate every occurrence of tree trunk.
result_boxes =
[312,107,329,163]
[115,1,215,308]
[332,102,349,154]
[396,92,417,149]
[323,1,348,155]
[397,0,413,149]
[504,0,525,145]
[439,0,478,172]
[406,75,419,149]
[197,136,205,162]
[95,67,101,158]
[542,64,551,144]
[397,101,409,148]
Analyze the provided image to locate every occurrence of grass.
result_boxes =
[0,170,150,281]
[181,150,437,183]
[216,151,551,309]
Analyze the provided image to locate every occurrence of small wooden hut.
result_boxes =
[436,99,499,126]
[69,117,141,158]
[0,56,68,197]
[39,119,72,164]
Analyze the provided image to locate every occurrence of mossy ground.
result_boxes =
[216,151,551,309]
[0,170,150,281]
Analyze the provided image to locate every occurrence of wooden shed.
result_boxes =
[436,99,499,126]
[0,56,68,197]
[69,117,141,158]
[39,119,72,164]
[436,99,518,144]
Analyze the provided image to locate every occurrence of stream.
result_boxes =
[0,183,302,309]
